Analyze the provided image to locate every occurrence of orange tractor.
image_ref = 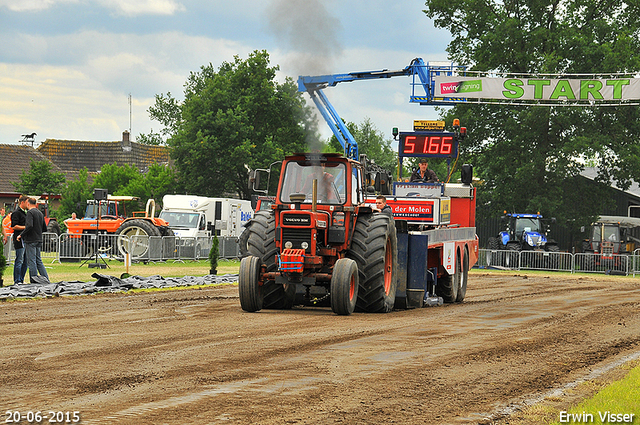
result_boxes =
[65,196,174,258]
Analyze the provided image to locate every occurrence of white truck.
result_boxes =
[159,195,253,238]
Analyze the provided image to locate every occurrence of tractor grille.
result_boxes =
[281,228,312,254]
[602,243,614,256]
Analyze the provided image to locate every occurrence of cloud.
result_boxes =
[0,0,185,15]
[0,0,75,12]
[99,0,185,16]
[0,30,259,143]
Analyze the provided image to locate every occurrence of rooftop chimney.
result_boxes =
[122,130,131,151]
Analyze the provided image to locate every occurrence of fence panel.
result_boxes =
[219,236,240,259]
[3,238,13,264]
[573,253,629,274]
[518,251,573,272]
[480,249,520,269]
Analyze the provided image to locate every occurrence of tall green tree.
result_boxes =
[147,50,316,199]
[92,163,141,196]
[58,168,93,219]
[424,0,640,231]
[13,159,65,196]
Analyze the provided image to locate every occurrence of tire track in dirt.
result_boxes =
[1,273,639,424]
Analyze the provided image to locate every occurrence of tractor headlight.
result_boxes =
[301,241,309,250]
[285,241,293,249]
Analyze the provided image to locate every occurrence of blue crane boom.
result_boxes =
[297,58,466,160]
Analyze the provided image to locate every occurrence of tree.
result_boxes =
[424,0,640,231]
[92,163,141,196]
[120,163,178,208]
[58,168,93,219]
[13,159,65,196]
[148,50,317,199]
[325,118,398,176]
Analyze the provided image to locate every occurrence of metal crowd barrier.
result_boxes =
[22,233,242,263]
[479,248,636,275]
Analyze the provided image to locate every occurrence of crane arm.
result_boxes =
[297,58,466,160]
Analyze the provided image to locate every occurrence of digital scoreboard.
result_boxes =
[399,131,459,158]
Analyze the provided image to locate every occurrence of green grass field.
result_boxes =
[547,362,640,425]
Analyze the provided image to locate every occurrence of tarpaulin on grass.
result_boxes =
[0,273,239,299]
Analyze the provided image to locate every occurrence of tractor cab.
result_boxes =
[501,213,550,250]
[274,153,365,258]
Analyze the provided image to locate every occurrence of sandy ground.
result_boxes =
[1,271,639,424]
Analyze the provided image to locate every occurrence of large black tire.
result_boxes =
[239,256,263,312]
[456,247,469,302]
[505,242,520,269]
[238,221,252,258]
[47,219,61,235]
[244,211,295,309]
[348,213,397,313]
[437,248,460,303]
[115,219,162,258]
[487,237,500,266]
[330,258,359,315]
[43,220,61,252]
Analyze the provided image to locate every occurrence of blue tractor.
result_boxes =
[487,213,558,268]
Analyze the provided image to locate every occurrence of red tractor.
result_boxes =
[239,153,397,315]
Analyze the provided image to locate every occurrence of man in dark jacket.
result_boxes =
[11,195,29,284]
[410,158,439,182]
[375,195,394,219]
[17,197,49,283]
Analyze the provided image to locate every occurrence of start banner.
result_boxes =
[434,76,640,102]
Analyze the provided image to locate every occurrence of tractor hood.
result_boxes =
[524,231,547,247]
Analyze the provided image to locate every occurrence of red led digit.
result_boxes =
[404,136,416,153]
[441,136,452,154]
[428,136,440,154]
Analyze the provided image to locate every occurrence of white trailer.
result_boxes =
[159,195,253,238]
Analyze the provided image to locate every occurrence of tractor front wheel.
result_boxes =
[330,258,359,315]
[239,256,263,312]
[244,211,295,309]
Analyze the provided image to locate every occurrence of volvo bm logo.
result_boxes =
[283,215,311,225]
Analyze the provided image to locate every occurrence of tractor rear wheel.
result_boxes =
[330,258,359,315]
[348,213,397,313]
[244,211,295,309]
[487,237,500,266]
[115,219,161,258]
[239,255,263,312]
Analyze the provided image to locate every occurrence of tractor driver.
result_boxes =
[410,158,439,183]
[300,164,338,202]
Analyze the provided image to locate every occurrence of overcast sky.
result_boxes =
[0,0,452,147]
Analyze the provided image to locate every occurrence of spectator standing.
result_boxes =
[11,195,29,284]
[2,207,11,245]
[17,197,49,283]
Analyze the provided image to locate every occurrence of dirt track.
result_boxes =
[1,272,640,424]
